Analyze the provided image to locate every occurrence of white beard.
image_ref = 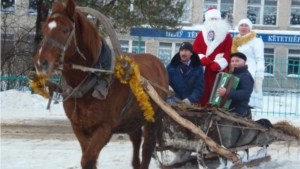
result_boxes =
[202,19,230,56]
[204,19,230,33]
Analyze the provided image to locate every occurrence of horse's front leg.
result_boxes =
[81,124,112,169]
[129,129,142,169]
[71,123,90,154]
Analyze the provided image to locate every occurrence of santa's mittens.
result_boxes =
[201,57,212,66]
[182,98,191,105]
[209,62,221,72]
[254,77,263,93]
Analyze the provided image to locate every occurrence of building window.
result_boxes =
[247,0,278,25]
[1,0,15,13]
[119,40,145,54]
[158,42,181,66]
[120,40,129,53]
[291,0,300,26]
[132,41,145,53]
[264,48,274,75]
[203,0,233,21]
[288,49,300,76]
[28,0,54,14]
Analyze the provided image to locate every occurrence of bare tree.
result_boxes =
[1,1,38,91]
[33,0,52,56]
[1,0,186,91]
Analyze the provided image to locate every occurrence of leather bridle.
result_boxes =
[42,13,86,63]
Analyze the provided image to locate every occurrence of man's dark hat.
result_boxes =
[230,52,247,61]
[179,42,193,52]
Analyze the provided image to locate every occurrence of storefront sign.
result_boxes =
[130,28,300,44]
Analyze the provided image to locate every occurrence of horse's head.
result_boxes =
[34,0,101,76]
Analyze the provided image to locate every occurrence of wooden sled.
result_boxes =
[26,7,299,167]
[152,104,298,169]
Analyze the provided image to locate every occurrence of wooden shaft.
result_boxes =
[139,77,239,162]
[119,59,238,162]
[119,59,134,75]
[76,7,123,58]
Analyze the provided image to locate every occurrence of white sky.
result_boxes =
[1,90,300,169]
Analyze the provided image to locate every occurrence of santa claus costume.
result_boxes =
[193,8,232,107]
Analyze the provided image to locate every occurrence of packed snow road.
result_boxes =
[1,118,128,141]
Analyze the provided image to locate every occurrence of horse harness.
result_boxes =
[43,13,134,121]
[59,42,114,100]
[42,13,86,63]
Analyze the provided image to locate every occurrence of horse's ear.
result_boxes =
[65,0,76,20]
[51,1,64,14]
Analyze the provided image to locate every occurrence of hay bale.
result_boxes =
[273,120,300,144]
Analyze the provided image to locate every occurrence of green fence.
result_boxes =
[253,58,300,117]
[0,75,60,92]
[1,59,300,117]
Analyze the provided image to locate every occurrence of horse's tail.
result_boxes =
[155,108,166,151]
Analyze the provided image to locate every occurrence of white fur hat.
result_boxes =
[205,8,221,21]
[238,18,253,30]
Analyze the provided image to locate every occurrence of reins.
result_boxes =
[147,80,183,103]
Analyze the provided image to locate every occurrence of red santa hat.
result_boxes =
[205,7,221,21]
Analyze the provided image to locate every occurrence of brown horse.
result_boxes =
[33,0,168,169]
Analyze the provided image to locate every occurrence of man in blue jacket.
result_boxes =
[217,52,254,117]
[167,42,204,105]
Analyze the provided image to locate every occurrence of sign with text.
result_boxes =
[130,28,300,44]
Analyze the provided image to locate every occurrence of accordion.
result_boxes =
[209,73,240,109]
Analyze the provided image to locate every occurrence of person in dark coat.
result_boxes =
[217,52,254,117]
[167,42,204,104]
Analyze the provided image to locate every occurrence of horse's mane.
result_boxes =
[74,9,102,63]
[49,1,102,64]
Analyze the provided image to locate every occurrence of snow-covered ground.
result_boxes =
[1,90,300,169]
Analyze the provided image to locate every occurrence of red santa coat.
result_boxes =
[193,32,232,107]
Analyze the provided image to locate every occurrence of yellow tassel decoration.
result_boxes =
[115,56,155,122]
[231,31,256,53]
[29,74,50,99]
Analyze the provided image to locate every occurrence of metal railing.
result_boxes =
[253,58,300,117]
[0,75,60,92]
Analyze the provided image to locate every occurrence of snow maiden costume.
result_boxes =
[232,18,265,109]
[193,8,232,107]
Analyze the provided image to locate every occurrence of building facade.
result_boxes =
[1,0,300,116]
[120,0,300,91]
[1,0,300,88]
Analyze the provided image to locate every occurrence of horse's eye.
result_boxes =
[62,28,68,34]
